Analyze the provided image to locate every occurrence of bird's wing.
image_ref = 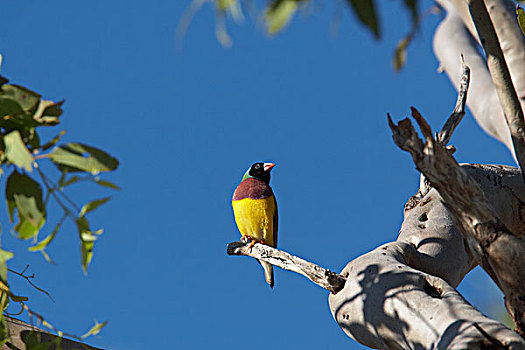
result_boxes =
[273,194,278,248]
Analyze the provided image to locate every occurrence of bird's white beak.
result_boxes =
[263,163,276,172]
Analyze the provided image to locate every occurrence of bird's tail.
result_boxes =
[260,260,274,288]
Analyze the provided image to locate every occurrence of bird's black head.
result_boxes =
[242,162,276,183]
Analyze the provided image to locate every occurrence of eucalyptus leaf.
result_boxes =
[1,84,41,114]
[49,143,119,175]
[29,218,63,253]
[217,0,243,23]
[76,217,103,273]
[346,0,380,38]
[94,179,121,190]
[265,0,299,35]
[518,5,525,36]
[0,109,39,129]
[0,249,13,284]
[0,97,24,118]
[62,175,80,188]
[5,170,45,239]
[4,130,33,172]
[403,0,418,22]
[79,197,111,217]
[40,130,66,152]
[81,320,108,339]
[393,32,414,72]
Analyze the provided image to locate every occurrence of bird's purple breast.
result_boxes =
[232,177,274,201]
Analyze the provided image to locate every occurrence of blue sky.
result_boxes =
[0,1,515,349]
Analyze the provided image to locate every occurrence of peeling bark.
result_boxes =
[389,107,525,336]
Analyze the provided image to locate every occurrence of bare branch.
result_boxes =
[8,266,54,303]
[226,241,346,294]
[389,107,525,336]
[468,0,525,180]
[438,55,470,145]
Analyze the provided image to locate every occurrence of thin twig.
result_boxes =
[35,166,77,221]
[35,165,81,213]
[437,54,471,145]
[8,266,54,302]
[227,241,347,294]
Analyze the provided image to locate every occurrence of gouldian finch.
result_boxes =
[232,162,278,288]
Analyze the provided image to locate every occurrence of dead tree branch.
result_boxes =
[226,241,346,294]
[437,55,470,146]
[388,107,525,336]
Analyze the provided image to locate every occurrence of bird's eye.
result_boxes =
[254,164,260,169]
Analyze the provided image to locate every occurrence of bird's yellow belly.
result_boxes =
[232,197,275,246]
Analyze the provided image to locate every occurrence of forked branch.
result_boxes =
[388,107,525,336]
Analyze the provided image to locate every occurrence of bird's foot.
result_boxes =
[241,235,251,244]
[242,236,264,252]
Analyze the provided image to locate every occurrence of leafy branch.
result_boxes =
[179,0,422,70]
[0,67,119,344]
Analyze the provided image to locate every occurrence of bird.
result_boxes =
[232,162,278,288]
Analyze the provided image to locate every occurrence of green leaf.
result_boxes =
[265,0,299,35]
[39,250,54,264]
[29,218,63,253]
[0,249,13,284]
[1,84,41,114]
[0,97,24,118]
[80,197,111,217]
[403,0,418,23]
[61,175,79,188]
[518,5,525,36]
[346,0,380,38]
[5,170,45,239]
[217,0,243,23]
[393,32,414,72]
[0,109,40,130]
[0,281,9,308]
[81,320,108,339]
[40,130,66,152]
[4,130,33,172]
[94,178,121,190]
[76,217,103,273]
[49,143,119,175]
